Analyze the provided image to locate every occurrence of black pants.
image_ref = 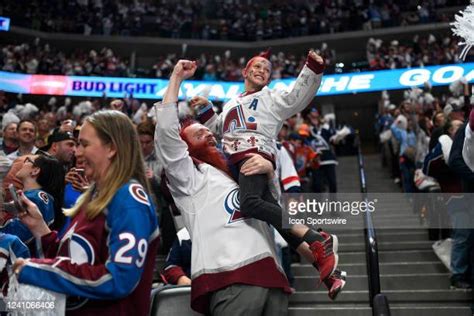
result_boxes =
[239,172,304,249]
[312,164,337,193]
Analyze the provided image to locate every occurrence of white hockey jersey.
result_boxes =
[277,144,301,192]
[154,102,290,314]
[198,64,323,165]
[463,124,474,172]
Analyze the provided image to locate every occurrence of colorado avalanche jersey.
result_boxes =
[0,233,30,295]
[197,63,322,164]
[0,189,54,245]
[276,143,301,192]
[155,102,291,314]
[0,233,30,265]
[17,181,159,316]
[463,124,474,172]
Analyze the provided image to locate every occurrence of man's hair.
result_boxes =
[136,120,155,137]
[179,117,199,143]
[17,119,37,133]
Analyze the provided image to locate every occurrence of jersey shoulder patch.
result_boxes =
[38,191,49,204]
[128,183,151,206]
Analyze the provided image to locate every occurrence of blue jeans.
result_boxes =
[399,157,415,193]
[447,198,474,281]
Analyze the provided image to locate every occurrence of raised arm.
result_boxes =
[154,60,202,196]
[189,96,222,137]
[271,50,325,120]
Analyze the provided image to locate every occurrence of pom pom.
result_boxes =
[451,2,474,60]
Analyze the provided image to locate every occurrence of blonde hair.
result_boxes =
[64,110,150,219]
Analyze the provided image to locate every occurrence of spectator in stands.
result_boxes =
[391,115,417,193]
[288,131,319,192]
[0,122,19,155]
[36,118,52,148]
[42,130,77,168]
[136,120,172,245]
[429,112,447,150]
[12,110,159,315]
[307,110,338,193]
[0,155,64,251]
[448,108,474,294]
[161,228,192,286]
[423,119,464,193]
[7,120,38,162]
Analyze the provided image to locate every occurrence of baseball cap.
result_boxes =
[41,129,75,151]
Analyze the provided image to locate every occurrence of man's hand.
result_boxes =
[171,60,197,81]
[307,50,324,65]
[162,60,197,104]
[59,120,75,133]
[189,95,209,109]
[110,99,124,111]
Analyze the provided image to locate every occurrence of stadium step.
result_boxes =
[292,261,448,275]
[289,304,472,316]
[289,155,472,316]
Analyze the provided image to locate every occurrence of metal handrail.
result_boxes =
[355,131,391,316]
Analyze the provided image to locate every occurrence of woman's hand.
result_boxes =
[66,168,90,192]
[13,258,29,276]
[17,190,51,238]
[240,153,274,178]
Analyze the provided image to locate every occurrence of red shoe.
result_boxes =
[324,270,346,300]
[309,231,339,283]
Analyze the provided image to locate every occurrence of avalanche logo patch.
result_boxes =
[129,184,150,206]
[38,191,49,204]
[224,188,247,224]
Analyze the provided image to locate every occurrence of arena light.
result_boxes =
[0,63,472,101]
[0,17,10,32]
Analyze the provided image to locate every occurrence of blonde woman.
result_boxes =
[12,110,159,316]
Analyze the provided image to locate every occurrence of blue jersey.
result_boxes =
[0,189,54,245]
[18,181,160,316]
[0,233,30,262]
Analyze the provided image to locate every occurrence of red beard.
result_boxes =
[188,143,231,177]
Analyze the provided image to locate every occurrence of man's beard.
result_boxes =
[188,143,231,177]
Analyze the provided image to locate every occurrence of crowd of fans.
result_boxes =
[0,40,473,313]
[367,33,461,70]
[0,39,337,78]
[375,77,473,291]
[2,0,466,41]
[0,32,465,80]
[0,69,356,311]
[0,40,130,77]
